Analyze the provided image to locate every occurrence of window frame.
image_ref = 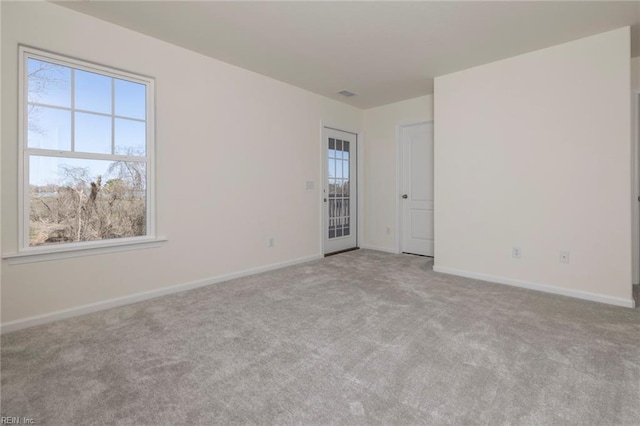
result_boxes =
[16,46,158,258]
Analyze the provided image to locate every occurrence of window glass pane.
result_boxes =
[75,112,112,154]
[328,138,335,150]
[115,79,146,120]
[27,58,71,108]
[343,160,349,179]
[115,118,146,156]
[343,140,350,153]
[75,70,112,114]
[29,155,147,246]
[27,106,71,150]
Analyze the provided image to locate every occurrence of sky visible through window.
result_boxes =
[27,58,147,186]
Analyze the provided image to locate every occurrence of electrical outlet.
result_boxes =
[512,246,521,259]
[559,250,570,264]
[268,237,275,248]
[386,227,391,235]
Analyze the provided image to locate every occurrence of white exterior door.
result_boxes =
[323,128,357,254]
[400,122,434,256]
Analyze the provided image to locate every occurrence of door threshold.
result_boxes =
[325,247,360,257]
[402,252,434,258]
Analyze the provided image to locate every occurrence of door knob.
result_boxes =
[402,194,408,199]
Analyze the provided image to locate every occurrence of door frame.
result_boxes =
[319,122,364,255]
[395,120,434,255]
[633,91,640,285]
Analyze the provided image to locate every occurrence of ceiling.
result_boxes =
[57,1,640,109]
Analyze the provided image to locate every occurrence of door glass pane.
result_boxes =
[328,159,335,178]
[328,209,335,238]
[335,162,342,179]
[327,135,355,242]
[344,215,350,236]
[329,179,336,196]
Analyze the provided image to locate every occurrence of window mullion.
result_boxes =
[111,77,115,155]
[27,102,145,123]
[24,148,149,163]
[27,102,72,112]
[70,68,75,152]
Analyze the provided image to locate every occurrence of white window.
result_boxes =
[18,47,156,256]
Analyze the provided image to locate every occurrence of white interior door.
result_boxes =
[323,128,357,254]
[400,122,434,256]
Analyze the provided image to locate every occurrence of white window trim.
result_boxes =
[6,46,163,262]
[3,237,168,265]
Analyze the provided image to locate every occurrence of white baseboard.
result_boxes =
[359,244,399,254]
[1,254,323,334]
[433,265,636,309]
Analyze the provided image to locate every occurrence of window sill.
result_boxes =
[2,237,168,265]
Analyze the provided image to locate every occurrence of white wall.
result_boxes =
[362,96,433,251]
[1,2,363,325]
[434,27,633,306]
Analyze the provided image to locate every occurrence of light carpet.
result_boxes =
[2,250,639,425]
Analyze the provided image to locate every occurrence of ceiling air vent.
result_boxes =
[337,90,356,97]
